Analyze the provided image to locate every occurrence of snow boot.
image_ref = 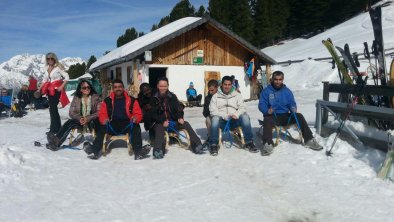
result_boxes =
[210,144,218,156]
[70,134,85,147]
[192,144,204,154]
[304,138,323,151]
[261,143,275,156]
[153,148,164,159]
[244,141,258,153]
[135,144,151,160]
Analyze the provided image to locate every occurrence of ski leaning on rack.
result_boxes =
[377,132,394,180]
[335,45,360,77]
[369,5,387,86]
[390,58,394,107]
[322,39,353,85]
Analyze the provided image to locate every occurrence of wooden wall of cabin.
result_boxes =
[151,24,254,66]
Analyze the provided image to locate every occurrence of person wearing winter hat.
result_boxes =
[186,81,202,107]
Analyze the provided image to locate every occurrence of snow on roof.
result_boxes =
[90,17,202,71]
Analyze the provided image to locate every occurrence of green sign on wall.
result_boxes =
[193,57,203,64]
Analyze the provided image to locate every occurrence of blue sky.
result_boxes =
[0,0,208,63]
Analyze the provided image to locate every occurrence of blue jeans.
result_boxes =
[210,113,253,145]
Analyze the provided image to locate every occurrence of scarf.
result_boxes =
[81,95,91,117]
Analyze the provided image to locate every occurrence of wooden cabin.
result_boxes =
[90,17,276,101]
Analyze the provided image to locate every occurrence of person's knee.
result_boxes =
[239,113,250,121]
[296,113,306,122]
[238,113,251,126]
[211,116,221,127]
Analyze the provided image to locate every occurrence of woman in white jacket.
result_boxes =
[38,52,69,135]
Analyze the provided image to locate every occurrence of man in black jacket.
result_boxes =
[138,83,155,141]
[202,79,219,148]
[17,84,30,109]
[150,77,204,159]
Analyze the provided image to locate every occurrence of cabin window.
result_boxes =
[110,70,114,80]
[116,67,122,80]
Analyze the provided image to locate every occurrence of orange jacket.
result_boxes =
[99,91,143,125]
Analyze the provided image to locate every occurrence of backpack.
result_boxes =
[104,96,135,119]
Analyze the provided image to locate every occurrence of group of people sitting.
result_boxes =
[45,70,323,160]
[0,75,48,118]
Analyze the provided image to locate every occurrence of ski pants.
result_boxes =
[48,91,61,133]
[55,119,99,146]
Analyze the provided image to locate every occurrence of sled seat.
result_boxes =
[102,133,133,156]
[258,119,303,146]
[69,127,95,146]
[165,129,191,150]
[218,126,245,148]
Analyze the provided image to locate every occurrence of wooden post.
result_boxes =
[322,81,329,124]
[265,64,272,83]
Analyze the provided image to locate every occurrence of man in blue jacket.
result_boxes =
[0,88,12,116]
[258,71,322,155]
[186,82,202,107]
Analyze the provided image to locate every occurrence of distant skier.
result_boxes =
[258,71,323,155]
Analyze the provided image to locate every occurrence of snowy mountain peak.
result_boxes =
[0,54,84,89]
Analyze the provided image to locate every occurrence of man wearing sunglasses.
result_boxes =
[258,71,323,156]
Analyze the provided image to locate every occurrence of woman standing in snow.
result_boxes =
[38,52,69,135]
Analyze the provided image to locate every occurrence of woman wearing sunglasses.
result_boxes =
[38,52,70,135]
[47,79,101,151]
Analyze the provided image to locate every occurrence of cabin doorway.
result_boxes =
[149,67,167,89]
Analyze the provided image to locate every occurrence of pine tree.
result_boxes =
[116,27,139,47]
[253,0,272,47]
[169,0,195,22]
[86,55,97,70]
[151,24,159,31]
[158,16,170,28]
[67,63,86,79]
[195,5,206,17]
[228,0,254,43]
[208,0,231,26]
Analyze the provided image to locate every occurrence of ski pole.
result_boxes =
[326,96,359,156]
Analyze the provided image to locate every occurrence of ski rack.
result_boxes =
[315,99,394,145]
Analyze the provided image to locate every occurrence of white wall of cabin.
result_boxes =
[105,63,251,103]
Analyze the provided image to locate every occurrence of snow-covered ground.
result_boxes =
[1,86,393,221]
[1,1,394,221]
